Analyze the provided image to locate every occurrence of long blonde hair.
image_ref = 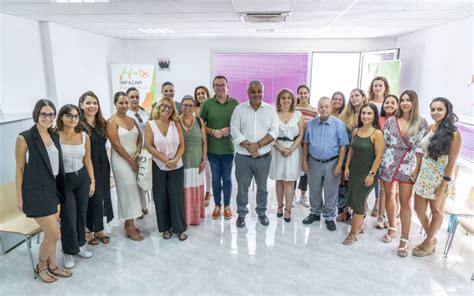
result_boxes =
[340,88,367,129]
[151,98,178,121]
[396,90,422,137]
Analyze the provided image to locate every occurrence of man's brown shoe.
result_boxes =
[212,206,221,219]
[223,206,233,220]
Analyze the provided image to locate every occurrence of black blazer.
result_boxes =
[21,125,66,204]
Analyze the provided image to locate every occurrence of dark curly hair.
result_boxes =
[427,97,458,160]
[357,103,380,130]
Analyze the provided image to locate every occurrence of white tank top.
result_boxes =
[61,132,86,173]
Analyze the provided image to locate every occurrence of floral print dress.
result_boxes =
[414,131,455,200]
[379,116,428,184]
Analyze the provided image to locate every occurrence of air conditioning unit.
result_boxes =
[240,12,290,23]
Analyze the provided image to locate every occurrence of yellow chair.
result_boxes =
[0,182,42,279]
[443,186,474,257]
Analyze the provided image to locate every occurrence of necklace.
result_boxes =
[63,132,77,144]
[181,117,194,130]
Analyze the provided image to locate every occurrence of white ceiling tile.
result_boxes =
[0,3,128,15]
[1,0,472,39]
[232,0,293,12]
[114,2,183,14]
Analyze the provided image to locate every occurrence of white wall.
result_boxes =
[128,38,396,100]
[397,16,474,120]
[1,13,48,114]
[49,23,129,117]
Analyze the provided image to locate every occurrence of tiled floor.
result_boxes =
[1,178,473,295]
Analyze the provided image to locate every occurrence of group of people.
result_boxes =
[15,75,461,284]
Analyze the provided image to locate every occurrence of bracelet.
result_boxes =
[257,141,261,148]
[369,171,376,176]
[442,175,451,182]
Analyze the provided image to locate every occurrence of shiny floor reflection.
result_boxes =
[1,179,473,295]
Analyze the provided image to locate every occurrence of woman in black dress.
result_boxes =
[15,99,72,282]
[78,91,114,244]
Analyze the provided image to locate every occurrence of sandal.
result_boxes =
[35,264,57,283]
[371,207,379,217]
[49,266,73,278]
[343,234,358,245]
[86,231,100,246]
[94,233,111,244]
[178,232,188,241]
[358,223,365,234]
[382,227,397,243]
[163,230,172,240]
[374,215,387,229]
[284,208,291,223]
[276,204,284,218]
[204,192,212,207]
[397,238,409,258]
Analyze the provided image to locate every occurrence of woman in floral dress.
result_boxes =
[412,97,461,257]
[379,90,428,257]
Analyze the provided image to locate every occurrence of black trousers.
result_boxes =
[152,162,186,234]
[60,167,90,255]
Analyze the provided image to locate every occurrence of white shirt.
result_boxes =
[230,101,280,156]
[127,108,150,134]
[61,132,86,173]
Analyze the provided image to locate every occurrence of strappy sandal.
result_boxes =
[371,207,379,217]
[163,230,172,240]
[343,233,358,245]
[86,231,100,246]
[36,264,57,283]
[358,223,365,234]
[284,208,291,223]
[397,238,409,257]
[94,233,111,244]
[178,232,188,241]
[374,215,387,229]
[49,266,73,278]
[382,227,397,243]
[276,204,284,217]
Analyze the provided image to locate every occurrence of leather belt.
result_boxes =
[310,155,338,163]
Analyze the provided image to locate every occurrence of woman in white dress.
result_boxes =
[270,89,305,222]
[107,92,145,241]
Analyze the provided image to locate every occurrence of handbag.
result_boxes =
[137,149,153,191]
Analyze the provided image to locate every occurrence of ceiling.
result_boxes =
[1,0,473,39]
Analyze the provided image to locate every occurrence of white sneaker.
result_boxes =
[63,254,75,269]
[77,246,93,259]
[300,195,310,208]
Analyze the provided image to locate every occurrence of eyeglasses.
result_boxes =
[134,113,143,123]
[65,113,80,120]
[160,105,172,111]
[39,112,56,119]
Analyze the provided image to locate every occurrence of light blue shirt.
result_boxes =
[304,116,349,160]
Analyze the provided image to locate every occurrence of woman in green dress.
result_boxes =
[343,103,384,245]
[179,95,208,225]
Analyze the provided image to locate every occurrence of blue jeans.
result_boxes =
[208,153,234,207]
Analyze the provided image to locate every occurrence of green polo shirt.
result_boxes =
[200,95,239,154]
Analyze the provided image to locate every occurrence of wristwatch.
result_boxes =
[369,171,376,176]
[442,176,452,182]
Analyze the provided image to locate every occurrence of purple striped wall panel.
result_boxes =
[214,52,308,104]
[457,122,474,163]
